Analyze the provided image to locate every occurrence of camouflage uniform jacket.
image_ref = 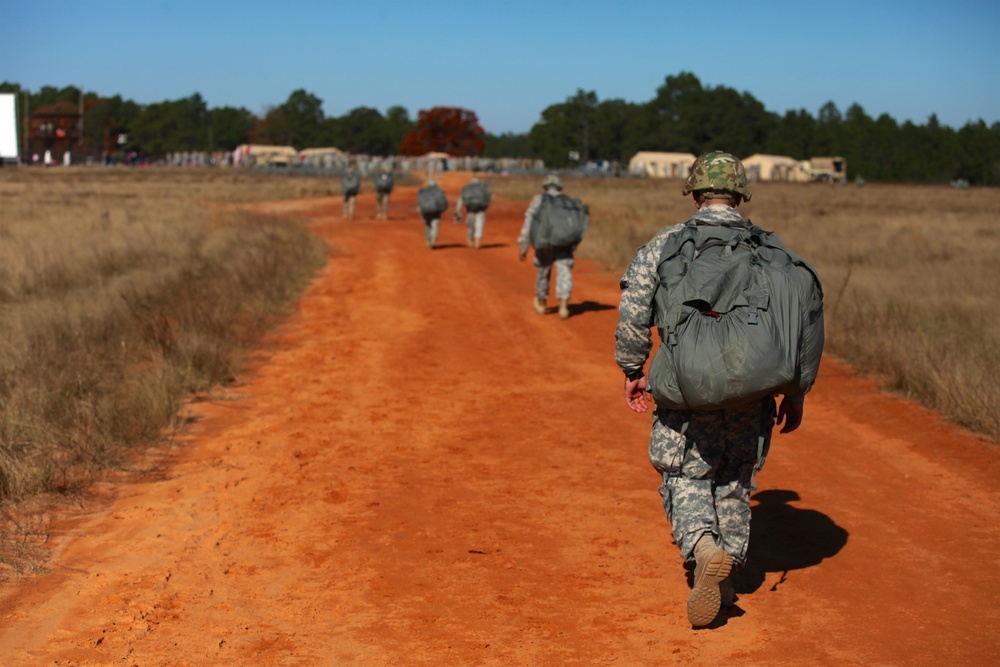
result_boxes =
[615,205,750,378]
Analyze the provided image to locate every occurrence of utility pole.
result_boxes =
[78,85,84,160]
[22,92,29,163]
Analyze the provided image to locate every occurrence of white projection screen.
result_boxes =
[0,93,19,159]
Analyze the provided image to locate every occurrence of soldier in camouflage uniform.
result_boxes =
[517,174,586,319]
[453,174,490,249]
[374,169,394,220]
[341,169,360,220]
[614,152,824,628]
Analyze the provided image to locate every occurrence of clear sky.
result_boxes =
[1,0,997,135]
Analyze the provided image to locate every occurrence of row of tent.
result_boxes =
[628,151,848,183]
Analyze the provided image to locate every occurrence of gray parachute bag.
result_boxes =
[529,193,589,250]
[341,173,360,196]
[461,181,491,212]
[417,184,448,216]
[648,219,823,411]
[375,173,394,194]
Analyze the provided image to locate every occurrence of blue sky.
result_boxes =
[1,0,997,135]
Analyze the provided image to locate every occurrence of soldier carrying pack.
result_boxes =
[417,183,448,216]
[460,181,491,212]
[375,172,394,194]
[529,193,589,251]
[647,218,824,411]
[341,173,360,197]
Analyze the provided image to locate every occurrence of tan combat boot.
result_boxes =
[688,534,734,627]
[558,298,570,319]
[532,297,546,315]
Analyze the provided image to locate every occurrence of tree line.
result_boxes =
[3,72,998,185]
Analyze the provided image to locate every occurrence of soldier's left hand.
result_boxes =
[776,396,804,433]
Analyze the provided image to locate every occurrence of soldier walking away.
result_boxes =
[341,169,361,220]
[416,179,448,249]
[374,169,394,220]
[517,174,589,319]
[614,152,825,628]
[453,174,492,248]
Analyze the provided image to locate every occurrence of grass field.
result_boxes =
[488,174,1000,444]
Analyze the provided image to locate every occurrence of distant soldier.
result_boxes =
[416,179,448,249]
[374,169,394,220]
[453,174,492,248]
[341,169,361,220]
[517,174,589,319]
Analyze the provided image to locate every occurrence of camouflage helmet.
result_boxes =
[542,173,563,190]
[682,151,752,201]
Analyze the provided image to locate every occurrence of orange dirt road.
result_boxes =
[2,173,999,666]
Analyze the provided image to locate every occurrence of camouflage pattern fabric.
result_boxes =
[466,211,486,243]
[617,204,774,567]
[342,195,357,220]
[376,191,390,220]
[650,399,774,566]
[533,248,575,300]
[682,151,752,201]
[422,213,441,247]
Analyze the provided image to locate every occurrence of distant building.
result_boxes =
[805,156,848,183]
[628,151,697,178]
[28,101,81,163]
[742,154,810,182]
[233,144,298,167]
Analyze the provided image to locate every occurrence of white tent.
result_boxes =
[628,151,697,178]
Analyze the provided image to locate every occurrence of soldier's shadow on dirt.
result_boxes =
[687,489,848,628]
[735,489,848,594]
[432,242,509,251]
[568,300,616,316]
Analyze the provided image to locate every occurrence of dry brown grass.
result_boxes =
[0,168,332,511]
[488,174,1000,442]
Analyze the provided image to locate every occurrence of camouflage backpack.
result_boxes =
[417,184,448,216]
[529,193,589,250]
[647,218,824,411]
[461,181,491,212]
[341,173,360,197]
[374,172,394,194]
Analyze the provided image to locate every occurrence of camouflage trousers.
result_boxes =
[422,214,441,247]
[376,192,390,219]
[649,398,775,566]
[343,194,357,219]
[533,248,575,300]
[465,211,486,242]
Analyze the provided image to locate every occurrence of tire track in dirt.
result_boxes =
[1,172,998,666]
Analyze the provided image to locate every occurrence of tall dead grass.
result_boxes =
[0,168,330,509]
[488,175,1000,442]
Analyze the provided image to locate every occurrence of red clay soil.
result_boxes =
[2,172,999,666]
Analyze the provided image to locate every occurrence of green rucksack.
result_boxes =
[529,193,589,250]
[417,184,448,216]
[341,173,360,196]
[375,173,394,194]
[461,181,491,212]
[648,219,824,411]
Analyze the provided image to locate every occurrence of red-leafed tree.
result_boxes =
[399,107,485,156]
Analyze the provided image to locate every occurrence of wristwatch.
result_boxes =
[625,368,644,382]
